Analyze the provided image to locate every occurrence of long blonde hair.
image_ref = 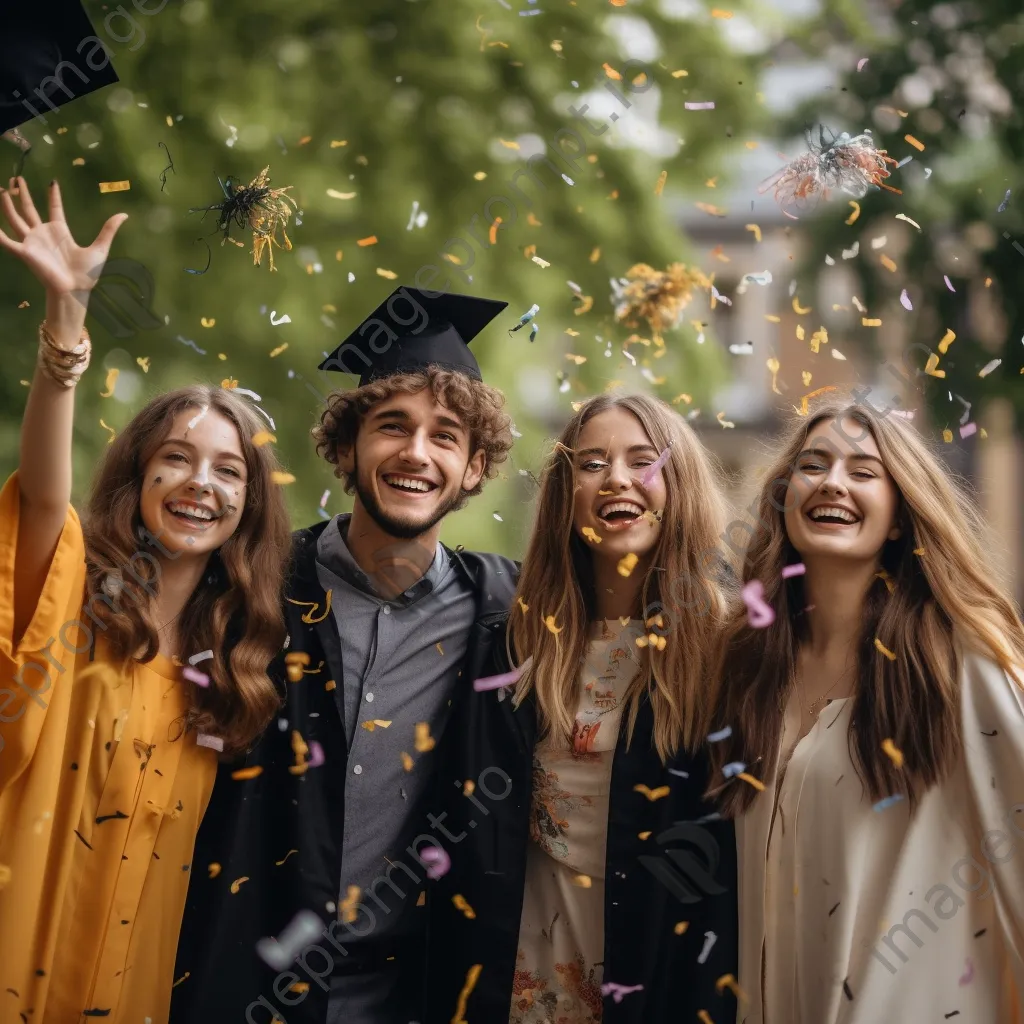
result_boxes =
[709,398,1024,815]
[508,393,733,760]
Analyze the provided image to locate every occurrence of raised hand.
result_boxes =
[0,176,128,299]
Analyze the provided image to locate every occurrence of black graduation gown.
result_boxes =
[170,520,518,1024]
[425,613,739,1024]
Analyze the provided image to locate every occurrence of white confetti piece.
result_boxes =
[900,289,913,310]
[197,733,224,751]
[979,359,1001,378]
[697,930,718,964]
[189,649,215,666]
[256,910,326,971]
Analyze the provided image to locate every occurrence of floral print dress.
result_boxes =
[510,619,641,1024]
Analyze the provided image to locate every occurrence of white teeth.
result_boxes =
[809,506,857,523]
[599,501,645,519]
[168,502,213,520]
[384,475,433,492]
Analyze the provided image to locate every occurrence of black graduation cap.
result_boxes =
[1,4,120,135]
[319,286,508,386]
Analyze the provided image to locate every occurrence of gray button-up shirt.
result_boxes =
[315,515,476,942]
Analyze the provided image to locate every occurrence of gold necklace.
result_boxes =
[797,665,852,717]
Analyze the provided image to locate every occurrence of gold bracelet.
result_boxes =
[37,320,92,388]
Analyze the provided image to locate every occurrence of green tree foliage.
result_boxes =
[1,0,764,554]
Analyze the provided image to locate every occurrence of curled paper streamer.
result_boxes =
[420,845,452,880]
[741,579,776,628]
[474,656,532,692]
[601,982,644,1003]
[641,441,674,488]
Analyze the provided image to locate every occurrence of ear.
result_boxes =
[462,448,486,492]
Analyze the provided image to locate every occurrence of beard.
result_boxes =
[353,458,465,541]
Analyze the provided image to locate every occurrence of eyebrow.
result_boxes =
[576,444,660,458]
[799,447,884,467]
[161,438,246,463]
[369,409,466,433]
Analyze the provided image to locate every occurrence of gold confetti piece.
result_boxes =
[326,189,357,200]
[633,784,671,801]
[231,766,263,781]
[671,69,689,77]
[581,526,602,544]
[275,849,298,866]
[340,885,361,923]
[672,393,693,405]
[617,553,639,578]
[654,170,668,196]
[904,134,925,151]
[695,202,727,217]
[200,317,216,329]
[361,719,393,732]
[635,635,649,649]
[357,236,378,247]
[452,964,482,1024]
[544,614,562,634]
[766,357,781,395]
[795,385,838,417]
[99,368,119,398]
[985,277,992,287]
[874,637,897,660]
[414,722,436,753]
[674,921,689,935]
[882,738,904,768]
[913,547,925,555]
[792,296,811,315]
[745,140,760,149]
[453,894,476,919]
[435,642,444,656]
[603,62,622,80]
[737,772,765,791]
[710,7,733,15]
[935,328,956,354]
[335,250,343,261]
[135,357,150,374]
[924,353,945,378]
[880,254,898,272]
[443,252,463,265]
[330,140,348,148]
[272,471,296,485]
[172,972,190,989]
[764,314,781,323]
[17,300,30,309]
[376,268,398,280]
[745,223,762,242]
[473,171,487,181]
[572,873,592,888]
[401,752,414,772]
[221,378,238,389]
[942,428,953,443]
[498,138,520,149]
[698,1010,716,1024]
[716,974,746,1002]
[462,780,476,798]
[531,255,551,268]
[265,343,288,360]
[99,180,130,193]
[72,157,85,167]
[99,419,116,444]
[488,216,502,246]
[565,354,587,365]
[796,324,805,342]
[290,982,310,994]
[607,189,620,200]
[862,318,882,327]
[845,201,861,225]
[716,412,736,429]
[208,862,221,878]
[230,876,249,893]
[588,247,601,263]
[325,679,337,691]
[298,136,313,146]
[639,831,652,840]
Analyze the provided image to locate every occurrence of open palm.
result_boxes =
[0,177,128,297]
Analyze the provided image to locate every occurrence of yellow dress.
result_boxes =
[0,473,218,1024]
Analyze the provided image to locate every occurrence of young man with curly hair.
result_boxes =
[173,288,519,1024]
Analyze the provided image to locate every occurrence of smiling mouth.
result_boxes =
[165,501,223,527]
[806,506,860,525]
[382,474,438,496]
[598,500,646,525]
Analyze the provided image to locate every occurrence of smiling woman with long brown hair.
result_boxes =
[0,177,291,1023]
[708,397,1024,1023]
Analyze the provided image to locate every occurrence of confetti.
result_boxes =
[874,637,897,660]
[231,766,263,781]
[684,102,716,110]
[960,422,977,439]
[856,57,869,71]
[414,722,436,753]
[420,845,451,880]
[602,982,644,1002]
[208,863,221,878]
[862,318,881,327]
[697,931,718,964]
[340,885,361,923]
[271,471,296,485]
[873,793,904,812]
[275,849,298,866]
[998,190,1011,213]
[452,894,476,919]
[979,359,1001,378]
[942,429,953,443]
[641,441,674,488]
[654,170,668,195]
[707,726,733,743]
[674,921,689,935]
[230,876,249,893]
[197,733,224,751]
[602,63,622,80]
[959,957,975,986]
[572,873,593,888]
[722,761,747,778]
[895,213,921,230]
[182,666,209,687]
[401,752,414,772]
[326,189,357,200]
[943,275,956,292]
[882,738,904,768]
[741,579,775,628]
[357,236,378,247]
[633,784,671,801]
[938,329,956,354]
[737,772,765,791]
[474,657,532,692]
[617,553,639,577]
[716,412,735,429]
[904,134,925,151]
[845,201,861,225]
[451,965,482,1024]
[900,289,913,310]
[581,526,602,544]
[361,719,393,732]
[99,420,117,444]
[781,563,806,579]
[99,180,131,193]
[880,254,897,272]
[376,268,398,280]
[745,223,762,242]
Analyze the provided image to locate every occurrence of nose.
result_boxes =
[186,461,213,495]
[819,461,847,496]
[606,458,632,492]
[399,429,430,467]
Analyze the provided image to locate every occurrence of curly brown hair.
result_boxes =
[311,368,514,503]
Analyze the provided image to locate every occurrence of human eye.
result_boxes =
[165,451,188,463]
[580,460,606,472]
[852,469,876,480]
[798,459,825,472]
[219,465,241,477]
[380,422,404,433]
[435,432,457,443]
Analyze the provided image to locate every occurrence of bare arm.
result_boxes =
[0,177,128,647]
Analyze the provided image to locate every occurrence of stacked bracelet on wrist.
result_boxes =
[37,319,92,388]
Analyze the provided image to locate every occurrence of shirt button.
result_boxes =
[365,693,374,703]
[382,605,391,615]
[353,765,363,775]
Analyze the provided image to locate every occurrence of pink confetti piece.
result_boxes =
[307,741,325,768]
[684,101,715,110]
[474,657,532,692]
[943,275,956,292]
[781,562,806,579]
[959,422,977,438]
[889,409,915,419]
[856,57,869,71]
[182,666,210,687]
[958,957,975,986]
[899,289,912,310]
[188,648,214,665]
[601,982,644,1003]
[197,733,224,752]
[741,579,775,628]
[420,844,451,880]
[641,441,675,488]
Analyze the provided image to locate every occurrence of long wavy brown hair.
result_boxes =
[708,398,1024,816]
[311,367,513,510]
[81,385,292,755]
[508,393,734,760]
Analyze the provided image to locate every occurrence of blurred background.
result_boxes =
[2,0,1022,598]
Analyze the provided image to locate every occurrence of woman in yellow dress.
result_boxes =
[0,177,292,1023]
